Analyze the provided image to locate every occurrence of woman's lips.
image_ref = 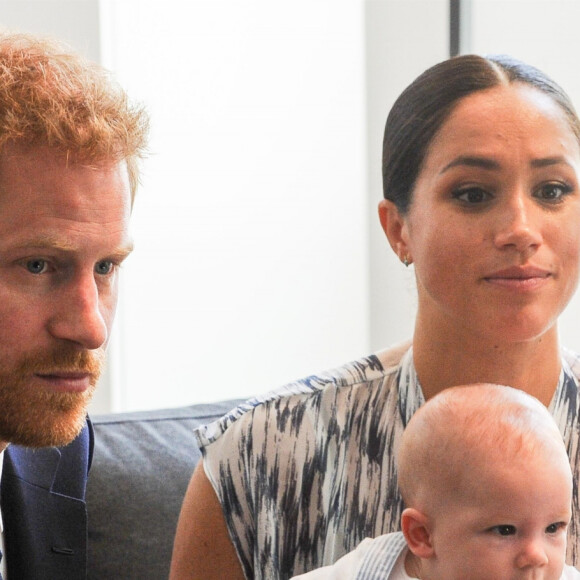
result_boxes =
[484,266,552,290]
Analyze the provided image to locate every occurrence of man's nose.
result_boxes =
[47,272,108,350]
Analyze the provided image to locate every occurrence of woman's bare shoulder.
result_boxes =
[169,461,246,580]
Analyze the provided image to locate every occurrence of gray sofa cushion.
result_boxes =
[86,400,243,580]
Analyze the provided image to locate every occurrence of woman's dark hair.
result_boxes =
[382,54,580,214]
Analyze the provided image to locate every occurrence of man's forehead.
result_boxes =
[0,143,129,182]
[0,141,114,162]
[9,234,134,254]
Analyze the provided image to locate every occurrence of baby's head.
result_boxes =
[397,383,572,580]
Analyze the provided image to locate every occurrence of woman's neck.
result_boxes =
[412,318,561,406]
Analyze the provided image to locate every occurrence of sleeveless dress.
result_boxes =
[196,343,580,579]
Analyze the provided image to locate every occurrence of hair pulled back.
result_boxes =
[382,54,580,214]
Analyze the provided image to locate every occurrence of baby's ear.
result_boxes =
[401,507,435,559]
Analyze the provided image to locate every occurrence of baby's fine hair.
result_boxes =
[396,384,566,507]
[0,32,149,197]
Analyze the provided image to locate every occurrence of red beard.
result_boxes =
[0,346,103,447]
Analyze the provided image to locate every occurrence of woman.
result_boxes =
[169,54,580,580]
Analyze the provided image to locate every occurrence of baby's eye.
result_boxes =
[452,187,492,204]
[546,522,567,534]
[493,525,516,536]
[26,259,49,274]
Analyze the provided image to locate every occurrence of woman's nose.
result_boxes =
[493,193,543,256]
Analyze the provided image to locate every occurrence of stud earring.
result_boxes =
[403,255,410,267]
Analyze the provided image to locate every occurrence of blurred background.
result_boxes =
[1,0,579,412]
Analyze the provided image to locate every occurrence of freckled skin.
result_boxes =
[0,144,132,449]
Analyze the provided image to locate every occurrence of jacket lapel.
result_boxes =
[1,423,91,580]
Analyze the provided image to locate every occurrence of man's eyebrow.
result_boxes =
[107,242,135,261]
[14,236,134,257]
[440,156,501,174]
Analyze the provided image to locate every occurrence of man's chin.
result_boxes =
[10,417,87,448]
[1,409,88,448]
[0,347,101,448]
[0,387,94,448]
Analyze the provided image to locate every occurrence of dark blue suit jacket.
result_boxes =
[1,420,93,579]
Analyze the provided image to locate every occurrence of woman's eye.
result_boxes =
[535,182,572,202]
[25,259,48,274]
[494,525,516,536]
[452,187,491,204]
[95,260,114,276]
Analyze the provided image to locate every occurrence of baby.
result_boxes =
[292,383,580,579]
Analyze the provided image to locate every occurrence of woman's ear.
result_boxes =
[401,507,434,559]
[378,199,410,263]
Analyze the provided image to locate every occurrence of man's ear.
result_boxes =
[401,507,434,559]
[377,199,410,263]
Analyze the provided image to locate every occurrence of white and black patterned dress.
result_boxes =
[196,343,580,580]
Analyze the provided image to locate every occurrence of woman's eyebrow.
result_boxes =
[440,156,501,174]
[440,155,574,174]
[530,156,571,168]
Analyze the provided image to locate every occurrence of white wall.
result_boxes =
[100,1,372,410]
[365,0,449,353]
[0,0,451,412]
[0,0,100,60]
[17,1,580,412]
[97,0,453,412]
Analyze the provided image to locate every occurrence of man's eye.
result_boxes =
[452,187,491,204]
[95,261,114,275]
[494,525,516,536]
[26,259,48,274]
